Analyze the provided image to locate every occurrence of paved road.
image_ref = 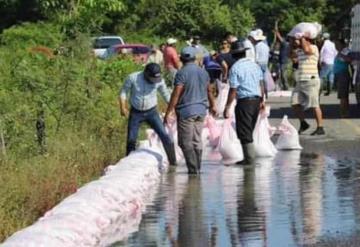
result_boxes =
[268,91,360,159]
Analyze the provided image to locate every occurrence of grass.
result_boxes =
[0,129,124,241]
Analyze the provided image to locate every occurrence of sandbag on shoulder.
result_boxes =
[217,118,244,165]
[253,107,277,157]
[275,116,303,150]
[288,22,322,39]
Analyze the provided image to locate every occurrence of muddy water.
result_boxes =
[111,151,360,247]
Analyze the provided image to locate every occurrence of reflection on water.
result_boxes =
[112,151,360,247]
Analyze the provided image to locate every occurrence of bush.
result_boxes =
[0,22,142,241]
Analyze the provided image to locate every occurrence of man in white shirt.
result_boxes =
[320,33,338,96]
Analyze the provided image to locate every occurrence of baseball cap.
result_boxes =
[180,46,197,61]
[144,63,162,83]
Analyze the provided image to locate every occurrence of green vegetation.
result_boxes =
[0,0,356,242]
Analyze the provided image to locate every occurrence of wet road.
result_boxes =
[112,93,360,247]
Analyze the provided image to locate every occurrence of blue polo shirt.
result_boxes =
[174,63,210,119]
[229,58,263,99]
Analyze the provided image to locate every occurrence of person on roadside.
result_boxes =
[320,33,338,96]
[334,39,351,117]
[148,44,163,66]
[192,35,210,66]
[290,34,325,135]
[223,39,265,164]
[275,29,290,90]
[225,33,238,44]
[119,63,177,166]
[249,29,270,96]
[217,39,236,83]
[163,38,181,85]
[204,50,222,84]
[159,43,166,53]
[244,31,256,62]
[164,46,217,175]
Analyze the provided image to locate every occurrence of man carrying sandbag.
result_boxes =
[223,39,265,164]
[119,63,177,166]
[164,47,217,175]
[289,33,325,135]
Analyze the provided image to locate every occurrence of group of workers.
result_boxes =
[118,27,358,175]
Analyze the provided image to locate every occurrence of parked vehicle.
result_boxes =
[101,44,151,64]
[93,36,125,57]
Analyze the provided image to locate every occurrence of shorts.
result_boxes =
[291,78,320,109]
[336,72,351,99]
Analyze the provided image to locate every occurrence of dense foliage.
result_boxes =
[0,22,142,240]
[0,0,357,38]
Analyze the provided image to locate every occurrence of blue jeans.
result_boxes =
[126,107,173,155]
[320,64,334,90]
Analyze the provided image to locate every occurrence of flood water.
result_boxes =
[111,149,360,247]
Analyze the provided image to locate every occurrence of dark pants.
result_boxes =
[280,63,289,90]
[177,116,204,174]
[127,107,176,164]
[235,98,261,145]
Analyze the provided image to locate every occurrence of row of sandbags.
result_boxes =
[202,107,302,165]
[1,147,168,247]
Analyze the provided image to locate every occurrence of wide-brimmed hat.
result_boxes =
[230,40,249,54]
[144,63,162,83]
[249,29,266,41]
[167,38,177,45]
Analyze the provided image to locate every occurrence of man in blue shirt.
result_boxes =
[119,63,177,166]
[224,39,265,164]
[164,47,216,175]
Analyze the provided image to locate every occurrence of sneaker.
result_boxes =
[324,91,330,96]
[310,127,325,136]
[298,121,310,134]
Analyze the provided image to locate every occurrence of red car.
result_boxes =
[101,44,151,64]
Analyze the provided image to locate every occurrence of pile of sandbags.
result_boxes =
[1,148,165,247]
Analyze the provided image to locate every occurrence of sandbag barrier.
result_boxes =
[1,147,167,247]
[1,109,302,246]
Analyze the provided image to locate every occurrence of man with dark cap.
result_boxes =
[164,46,216,175]
[119,63,177,166]
[224,39,265,164]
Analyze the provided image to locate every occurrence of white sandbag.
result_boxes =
[288,22,322,39]
[217,118,244,165]
[204,115,222,148]
[275,115,303,150]
[253,107,277,157]
[216,80,230,116]
[2,146,165,247]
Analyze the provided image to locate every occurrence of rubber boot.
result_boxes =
[243,143,256,164]
[195,149,203,172]
[164,143,177,167]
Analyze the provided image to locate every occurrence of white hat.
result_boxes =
[167,38,177,45]
[322,32,330,39]
[249,29,266,41]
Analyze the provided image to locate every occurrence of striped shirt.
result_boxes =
[297,45,319,81]
[229,58,263,99]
